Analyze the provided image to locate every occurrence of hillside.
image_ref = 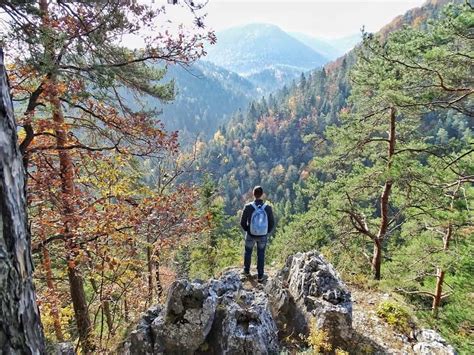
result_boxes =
[205,23,329,91]
[124,61,256,143]
[127,25,351,143]
[159,61,255,141]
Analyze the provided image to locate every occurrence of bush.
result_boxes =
[376,300,412,334]
[307,319,332,354]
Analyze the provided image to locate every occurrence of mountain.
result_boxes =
[289,32,361,60]
[205,23,329,91]
[206,23,328,75]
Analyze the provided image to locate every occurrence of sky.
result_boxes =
[187,0,425,38]
[121,0,427,48]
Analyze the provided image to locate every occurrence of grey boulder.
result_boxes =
[152,280,217,353]
[413,329,457,355]
[266,251,352,348]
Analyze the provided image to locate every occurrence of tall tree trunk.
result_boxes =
[432,217,454,317]
[154,250,163,301]
[39,1,93,350]
[373,107,396,280]
[443,224,452,251]
[103,299,114,336]
[0,47,45,353]
[432,180,458,317]
[124,294,129,322]
[67,266,93,352]
[51,89,93,352]
[372,239,382,280]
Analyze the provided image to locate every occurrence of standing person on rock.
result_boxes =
[240,186,275,283]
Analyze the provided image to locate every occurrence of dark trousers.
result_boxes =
[243,234,267,278]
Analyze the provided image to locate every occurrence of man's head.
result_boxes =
[253,186,263,199]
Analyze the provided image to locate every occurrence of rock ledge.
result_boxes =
[122,251,457,354]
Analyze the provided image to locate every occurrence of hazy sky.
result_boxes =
[124,0,427,48]
[202,0,425,38]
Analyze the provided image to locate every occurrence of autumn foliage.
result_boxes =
[2,0,214,352]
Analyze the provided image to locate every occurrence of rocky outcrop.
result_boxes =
[206,273,279,354]
[54,342,76,355]
[122,251,457,354]
[266,251,352,348]
[153,280,217,353]
[124,280,218,354]
[413,329,457,355]
[123,270,279,354]
[122,251,351,354]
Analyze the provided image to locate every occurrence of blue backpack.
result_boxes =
[250,202,268,236]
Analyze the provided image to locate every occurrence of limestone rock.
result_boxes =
[124,306,161,354]
[207,277,279,354]
[266,251,352,348]
[54,342,76,355]
[123,270,278,354]
[151,280,217,353]
[413,329,457,355]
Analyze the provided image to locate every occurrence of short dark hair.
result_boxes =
[253,186,263,198]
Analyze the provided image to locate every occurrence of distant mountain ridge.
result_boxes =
[206,23,328,75]
[143,22,370,142]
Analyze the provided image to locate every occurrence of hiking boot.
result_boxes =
[257,274,268,283]
[240,270,250,280]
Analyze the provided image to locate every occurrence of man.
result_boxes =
[240,186,275,283]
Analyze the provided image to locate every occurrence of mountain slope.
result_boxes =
[140,61,255,142]
[206,23,328,75]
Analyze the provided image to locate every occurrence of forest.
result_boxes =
[0,0,472,354]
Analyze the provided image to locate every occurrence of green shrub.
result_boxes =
[376,300,412,334]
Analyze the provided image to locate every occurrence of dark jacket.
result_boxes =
[240,199,275,237]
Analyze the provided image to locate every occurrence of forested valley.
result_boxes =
[0,0,472,354]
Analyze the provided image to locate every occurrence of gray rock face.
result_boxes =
[413,329,457,355]
[122,271,278,354]
[152,280,217,353]
[54,342,76,355]
[207,281,279,354]
[266,251,352,348]
[124,306,161,354]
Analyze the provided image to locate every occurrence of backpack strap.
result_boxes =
[251,202,266,210]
